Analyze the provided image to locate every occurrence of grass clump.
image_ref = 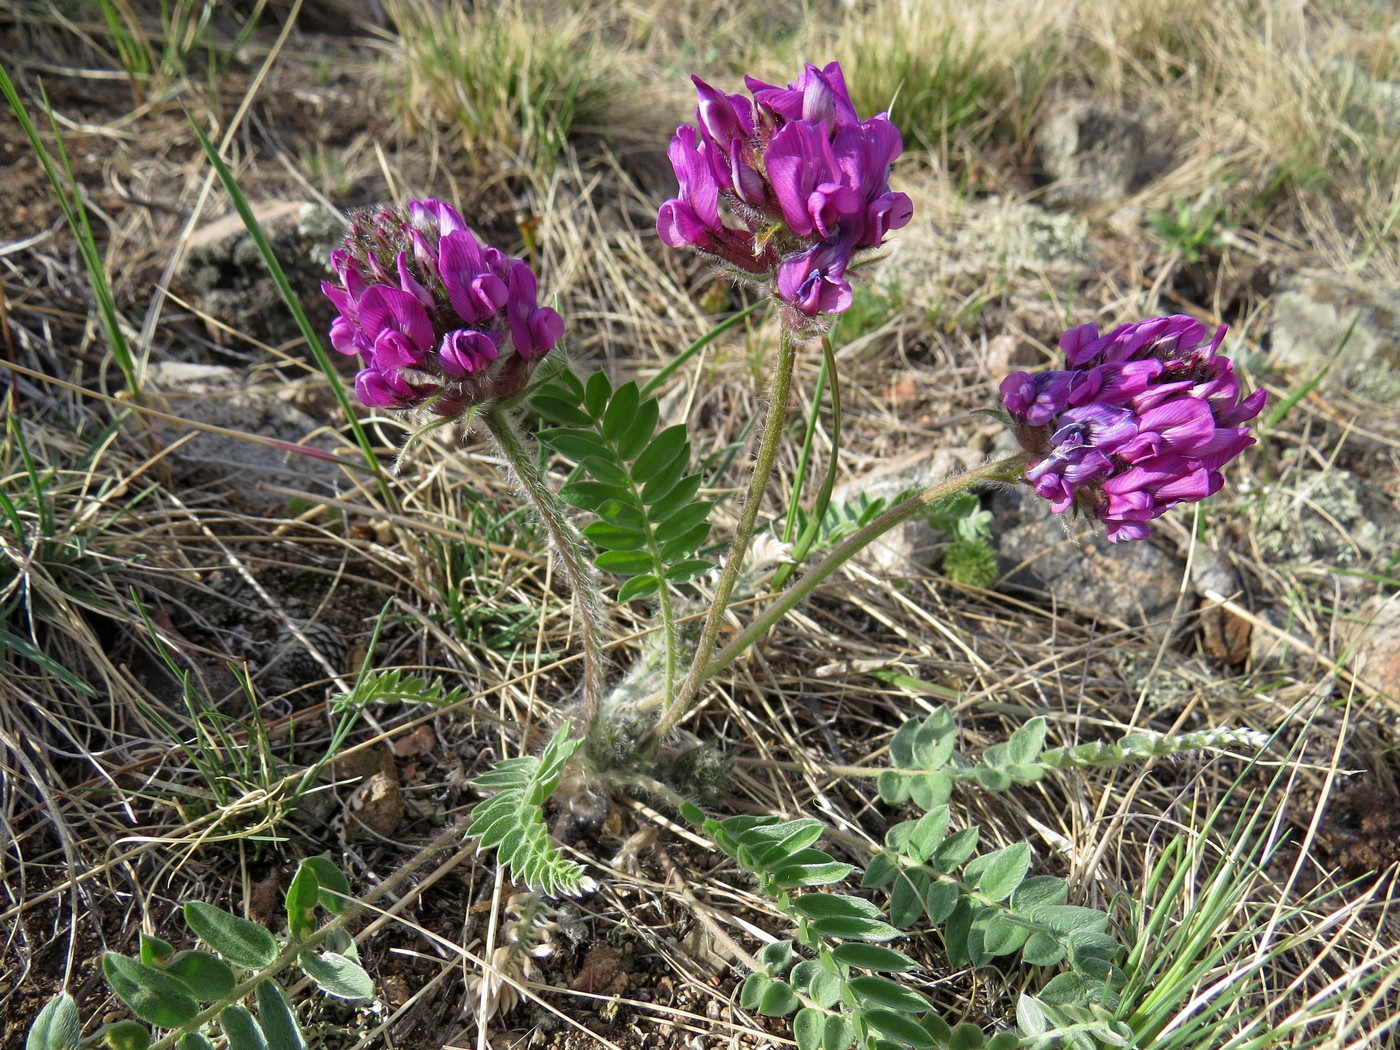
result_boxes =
[387,0,623,172]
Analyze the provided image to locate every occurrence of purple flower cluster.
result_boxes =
[1001,315,1266,542]
[657,62,912,326]
[322,200,563,413]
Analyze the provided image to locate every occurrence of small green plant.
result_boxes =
[26,857,368,1050]
[413,494,543,652]
[93,0,262,100]
[0,417,147,694]
[1147,197,1227,263]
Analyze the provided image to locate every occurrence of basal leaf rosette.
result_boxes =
[322,199,563,415]
[1000,315,1267,542]
[657,61,912,331]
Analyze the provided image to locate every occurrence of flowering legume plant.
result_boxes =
[28,61,1269,1050]
[323,61,1266,1050]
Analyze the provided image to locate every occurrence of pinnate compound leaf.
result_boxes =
[298,857,352,914]
[164,950,236,1000]
[183,901,277,969]
[861,1009,936,1047]
[26,993,80,1050]
[254,979,306,1050]
[467,726,586,897]
[102,954,199,1029]
[298,951,373,1000]
[829,943,919,972]
[219,1005,268,1050]
[179,1035,216,1050]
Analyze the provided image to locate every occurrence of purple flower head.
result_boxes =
[657,61,912,331]
[1001,315,1266,542]
[321,200,563,412]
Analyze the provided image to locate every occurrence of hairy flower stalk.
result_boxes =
[650,326,801,745]
[1001,315,1266,541]
[658,61,912,332]
[322,199,563,413]
[483,408,608,725]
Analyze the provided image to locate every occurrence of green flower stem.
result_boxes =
[702,453,1029,680]
[654,326,801,743]
[775,333,842,589]
[483,406,607,727]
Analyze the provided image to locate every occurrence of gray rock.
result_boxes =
[992,485,1183,631]
[1035,99,1151,210]
[181,201,343,354]
[1268,277,1400,404]
[143,361,343,487]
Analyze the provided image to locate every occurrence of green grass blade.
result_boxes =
[0,69,141,395]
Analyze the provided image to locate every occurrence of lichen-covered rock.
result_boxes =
[1268,277,1400,405]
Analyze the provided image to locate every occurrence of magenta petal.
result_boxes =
[396,252,433,307]
[356,286,433,348]
[329,317,363,356]
[657,199,711,248]
[439,329,502,377]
